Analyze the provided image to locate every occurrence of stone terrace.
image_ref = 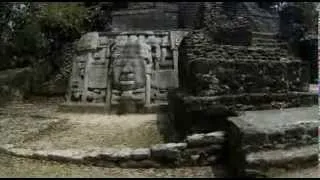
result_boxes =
[227,106,319,176]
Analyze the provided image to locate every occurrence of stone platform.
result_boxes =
[168,90,318,140]
[226,105,319,176]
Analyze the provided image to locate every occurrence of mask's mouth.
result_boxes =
[119,72,135,81]
[119,78,136,91]
[119,80,135,86]
[119,72,136,87]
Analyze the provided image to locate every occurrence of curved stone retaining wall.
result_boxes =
[0,131,226,168]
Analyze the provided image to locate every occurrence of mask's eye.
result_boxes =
[114,60,123,67]
[145,58,151,65]
[151,46,156,53]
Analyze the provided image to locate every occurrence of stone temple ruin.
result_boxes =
[170,2,315,136]
[168,2,318,176]
[61,3,192,113]
[62,2,317,114]
[53,2,318,177]
[63,30,188,113]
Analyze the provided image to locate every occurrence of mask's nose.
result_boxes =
[122,63,133,74]
[120,62,135,82]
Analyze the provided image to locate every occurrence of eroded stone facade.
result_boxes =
[66,31,188,112]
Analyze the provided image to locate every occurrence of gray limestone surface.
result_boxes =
[237,105,319,133]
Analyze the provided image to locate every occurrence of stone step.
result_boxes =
[252,42,279,46]
[225,105,319,177]
[246,47,281,51]
[253,42,287,46]
[252,38,278,44]
[251,41,278,45]
[252,44,280,48]
[246,144,318,171]
[229,106,319,153]
[252,32,277,39]
[252,43,280,48]
[208,44,289,53]
[251,40,279,44]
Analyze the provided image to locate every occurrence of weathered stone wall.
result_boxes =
[112,2,204,31]
[170,91,317,112]
[193,2,281,46]
[238,2,279,33]
[197,2,252,46]
[168,89,237,140]
[170,28,316,142]
[179,30,310,97]
[168,89,317,141]
[111,3,179,31]
[0,131,226,168]
[178,2,201,29]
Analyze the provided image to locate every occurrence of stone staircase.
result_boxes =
[251,32,287,50]
[246,145,318,170]
[168,92,318,177]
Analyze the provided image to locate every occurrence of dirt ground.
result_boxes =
[0,97,165,149]
[0,152,318,178]
[0,96,318,178]
[25,113,165,149]
[0,153,216,178]
[266,165,320,178]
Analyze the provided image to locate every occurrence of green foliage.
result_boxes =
[37,3,89,40]
[13,22,47,55]
[0,3,34,68]
[0,2,92,69]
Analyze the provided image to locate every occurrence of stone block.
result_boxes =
[130,148,151,160]
[76,32,99,51]
[9,148,34,157]
[45,149,86,163]
[205,131,226,142]
[186,132,225,147]
[183,144,223,157]
[111,148,132,161]
[92,148,117,161]
[151,143,185,161]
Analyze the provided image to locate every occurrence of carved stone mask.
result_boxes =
[112,40,151,91]
[113,58,146,91]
